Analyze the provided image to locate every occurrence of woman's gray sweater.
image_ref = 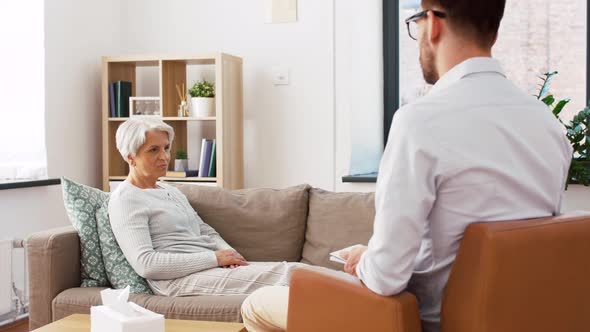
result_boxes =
[108,180,232,280]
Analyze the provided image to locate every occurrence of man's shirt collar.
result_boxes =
[430,57,506,94]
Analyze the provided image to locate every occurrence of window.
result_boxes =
[386,0,589,143]
[0,0,47,182]
[495,0,587,122]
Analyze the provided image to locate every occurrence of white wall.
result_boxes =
[119,0,384,192]
[4,0,379,246]
[562,185,590,212]
[132,0,380,193]
[45,0,124,187]
[120,0,335,190]
[4,0,382,242]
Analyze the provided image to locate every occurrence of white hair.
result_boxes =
[115,117,175,161]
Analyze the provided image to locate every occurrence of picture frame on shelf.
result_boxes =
[129,97,162,117]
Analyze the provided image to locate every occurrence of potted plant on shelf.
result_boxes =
[537,71,590,211]
[174,148,188,172]
[188,80,215,118]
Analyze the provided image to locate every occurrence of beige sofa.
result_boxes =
[26,184,376,330]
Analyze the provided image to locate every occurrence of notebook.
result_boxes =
[329,244,365,264]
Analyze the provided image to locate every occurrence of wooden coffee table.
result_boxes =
[32,314,246,332]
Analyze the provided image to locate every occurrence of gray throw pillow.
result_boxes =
[96,199,152,294]
[61,177,110,287]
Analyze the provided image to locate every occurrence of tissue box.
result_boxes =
[91,302,164,332]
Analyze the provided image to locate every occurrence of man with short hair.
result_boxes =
[241,1,572,331]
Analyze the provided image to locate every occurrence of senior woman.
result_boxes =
[108,117,305,301]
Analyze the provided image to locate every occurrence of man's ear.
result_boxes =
[491,32,499,47]
[426,11,442,44]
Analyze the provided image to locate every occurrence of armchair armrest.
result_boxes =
[286,267,421,332]
[26,225,81,330]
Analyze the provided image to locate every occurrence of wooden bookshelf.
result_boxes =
[101,53,244,191]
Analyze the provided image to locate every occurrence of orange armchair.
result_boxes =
[287,212,590,332]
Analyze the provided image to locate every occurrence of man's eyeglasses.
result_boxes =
[405,9,447,41]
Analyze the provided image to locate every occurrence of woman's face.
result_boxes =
[130,130,170,179]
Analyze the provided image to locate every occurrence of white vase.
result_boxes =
[562,184,590,212]
[174,159,188,172]
[190,97,215,117]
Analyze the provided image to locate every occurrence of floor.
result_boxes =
[0,319,28,332]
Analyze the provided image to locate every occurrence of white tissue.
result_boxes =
[100,286,139,317]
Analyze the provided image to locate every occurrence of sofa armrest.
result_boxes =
[27,225,81,330]
[286,268,422,332]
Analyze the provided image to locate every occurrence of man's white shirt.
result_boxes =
[356,57,572,331]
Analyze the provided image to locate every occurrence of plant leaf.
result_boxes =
[552,98,571,116]
[541,95,555,106]
[538,71,558,99]
[569,160,590,186]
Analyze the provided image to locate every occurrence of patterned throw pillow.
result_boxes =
[61,177,110,287]
[95,199,153,294]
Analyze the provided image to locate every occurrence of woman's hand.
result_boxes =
[223,264,240,269]
[215,249,249,268]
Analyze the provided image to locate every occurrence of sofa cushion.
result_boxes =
[61,177,110,287]
[302,188,375,270]
[95,200,152,294]
[52,287,246,323]
[173,184,311,262]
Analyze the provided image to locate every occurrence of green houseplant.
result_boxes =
[189,80,216,118]
[174,148,188,172]
[537,71,590,188]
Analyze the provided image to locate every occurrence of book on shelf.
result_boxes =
[208,139,216,177]
[165,170,199,178]
[199,139,214,177]
[198,139,208,178]
[115,80,132,117]
[109,83,116,118]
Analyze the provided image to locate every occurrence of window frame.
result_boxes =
[0,178,60,190]
[383,0,400,147]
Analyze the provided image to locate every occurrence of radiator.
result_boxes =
[0,240,11,315]
[0,239,27,323]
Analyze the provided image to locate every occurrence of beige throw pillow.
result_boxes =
[172,184,311,262]
[301,188,375,270]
